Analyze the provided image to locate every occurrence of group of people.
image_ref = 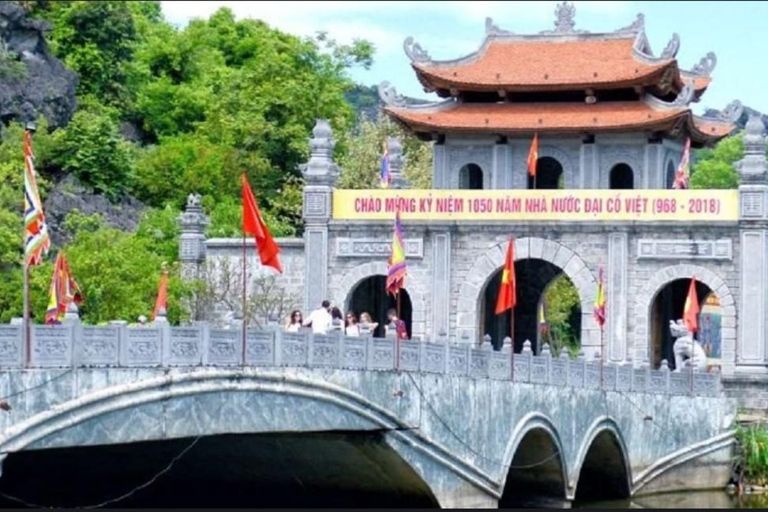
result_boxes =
[284,300,408,340]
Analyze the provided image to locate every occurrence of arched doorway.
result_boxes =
[500,427,567,508]
[347,275,412,338]
[665,160,676,189]
[574,430,630,504]
[528,157,563,190]
[481,259,581,353]
[650,278,715,369]
[459,163,483,189]
[609,163,634,189]
[538,275,582,358]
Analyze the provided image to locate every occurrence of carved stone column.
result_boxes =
[643,141,663,189]
[736,115,768,374]
[388,137,410,189]
[492,138,511,189]
[579,141,598,189]
[433,139,447,189]
[607,232,628,362]
[178,194,209,281]
[431,231,451,338]
[301,119,339,312]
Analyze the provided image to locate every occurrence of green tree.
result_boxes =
[690,136,744,189]
[337,114,432,189]
[53,108,135,200]
[543,274,581,358]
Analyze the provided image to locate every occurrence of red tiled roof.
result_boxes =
[690,117,735,138]
[386,101,686,133]
[413,38,677,92]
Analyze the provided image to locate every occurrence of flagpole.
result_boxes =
[242,229,247,366]
[599,325,604,391]
[396,290,401,372]
[23,127,32,367]
[510,308,515,381]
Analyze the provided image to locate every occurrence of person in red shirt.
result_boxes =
[385,308,409,341]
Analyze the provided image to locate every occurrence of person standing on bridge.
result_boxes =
[303,300,332,334]
[385,308,409,341]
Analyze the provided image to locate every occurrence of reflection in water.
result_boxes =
[576,490,768,509]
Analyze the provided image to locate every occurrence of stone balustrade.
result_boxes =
[0,321,720,397]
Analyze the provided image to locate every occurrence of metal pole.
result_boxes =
[242,231,247,366]
[599,326,604,391]
[23,263,30,367]
[396,290,401,372]
[510,309,515,381]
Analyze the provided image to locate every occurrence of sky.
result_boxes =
[160,1,768,115]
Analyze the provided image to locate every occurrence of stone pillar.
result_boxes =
[607,232,628,362]
[178,194,209,281]
[579,141,598,188]
[433,139,447,189]
[736,116,768,373]
[643,141,663,189]
[431,231,451,338]
[388,136,410,189]
[301,120,339,313]
[491,138,511,189]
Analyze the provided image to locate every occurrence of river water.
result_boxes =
[577,490,768,509]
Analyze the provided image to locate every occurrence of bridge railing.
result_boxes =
[0,322,720,397]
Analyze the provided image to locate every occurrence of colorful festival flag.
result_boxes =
[527,133,539,178]
[594,265,606,328]
[24,130,50,266]
[386,209,407,296]
[683,276,700,334]
[380,140,391,189]
[241,173,282,273]
[673,137,691,190]
[152,267,169,320]
[495,237,517,315]
[538,300,548,333]
[45,251,82,324]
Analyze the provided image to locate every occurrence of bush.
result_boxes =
[735,423,768,486]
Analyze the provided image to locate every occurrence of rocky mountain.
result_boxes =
[43,174,146,247]
[0,1,77,129]
[703,104,766,131]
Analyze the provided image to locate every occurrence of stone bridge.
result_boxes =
[0,319,736,508]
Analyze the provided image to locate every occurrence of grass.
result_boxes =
[735,422,768,487]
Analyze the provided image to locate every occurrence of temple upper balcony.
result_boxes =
[380,1,742,191]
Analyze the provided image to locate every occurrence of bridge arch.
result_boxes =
[571,417,631,502]
[0,370,502,506]
[499,413,568,506]
[330,261,427,339]
[633,264,736,368]
[456,238,598,348]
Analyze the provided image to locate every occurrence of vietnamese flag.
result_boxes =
[683,277,700,334]
[152,268,168,321]
[527,133,539,178]
[242,173,283,273]
[495,237,517,315]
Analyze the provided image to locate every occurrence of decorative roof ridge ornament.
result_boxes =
[615,13,645,34]
[659,33,680,59]
[540,1,587,35]
[378,81,407,107]
[485,17,514,36]
[643,82,695,110]
[718,100,744,124]
[690,52,717,76]
[378,81,456,111]
[403,36,432,64]
[631,29,654,58]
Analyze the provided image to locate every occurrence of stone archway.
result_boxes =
[538,145,576,189]
[633,264,736,369]
[571,417,631,502]
[456,237,599,351]
[330,261,427,339]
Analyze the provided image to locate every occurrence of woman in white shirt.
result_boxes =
[285,310,303,332]
[345,312,361,336]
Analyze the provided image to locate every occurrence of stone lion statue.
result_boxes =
[669,319,707,372]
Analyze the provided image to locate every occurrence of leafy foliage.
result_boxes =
[337,114,432,189]
[735,423,768,486]
[543,274,582,358]
[691,135,744,189]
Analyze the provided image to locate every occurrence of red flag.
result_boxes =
[495,237,517,315]
[527,133,539,178]
[241,173,282,273]
[683,277,700,334]
[152,269,168,321]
